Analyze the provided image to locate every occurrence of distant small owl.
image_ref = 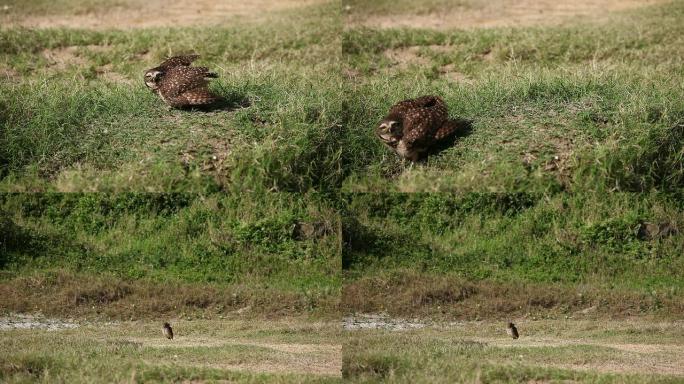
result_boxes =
[163,322,173,340]
[376,95,460,161]
[506,322,519,339]
[144,54,223,108]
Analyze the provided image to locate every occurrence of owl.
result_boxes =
[163,322,174,340]
[144,55,223,108]
[376,95,460,161]
[506,322,519,339]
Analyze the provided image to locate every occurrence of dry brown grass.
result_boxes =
[347,0,668,30]
[343,270,684,320]
[1,0,327,29]
[0,271,339,320]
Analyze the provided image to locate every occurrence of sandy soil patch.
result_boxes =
[352,0,666,30]
[0,313,79,330]
[0,65,21,83]
[344,314,429,331]
[2,0,324,30]
[136,337,342,376]
[476,337,684,376]
[42,46,89,70]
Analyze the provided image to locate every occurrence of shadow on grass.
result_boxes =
[180,92,251,113]
[424,117,474,160]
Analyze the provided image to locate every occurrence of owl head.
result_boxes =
[376,119,402,145]
[143,69,163,90]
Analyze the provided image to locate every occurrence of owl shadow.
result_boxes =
[182,92,251,113]
[424,118,474,160]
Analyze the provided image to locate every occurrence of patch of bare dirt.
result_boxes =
[0,313,79,331]
[476,337,684,376]
[438,64,473,84]
[42,47,88,71]
[0,65,21,82]
[354,0,667,30]
[41,44,115,72]
[383,46,431,70]
[138,337,342,376]
[3,0,324,29]
[95,64,134,84]
[180,137,232,173]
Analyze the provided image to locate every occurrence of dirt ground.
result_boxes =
[0,314,342,378]
[473,337,684,376]
[344,315,684,377]
[350,0,667,29]
[1,0,324,29]
[131,336,342,376]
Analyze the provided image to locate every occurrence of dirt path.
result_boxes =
[130,336,342,377]
[350,0,667,30]
[1,0,324,29]
[473,337,684,376]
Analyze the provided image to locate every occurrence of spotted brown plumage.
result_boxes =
[162,322,173,340]
[376,95,460,161]
[144,55,223,108]
[506,322,519,339]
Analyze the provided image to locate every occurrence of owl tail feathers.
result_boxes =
[434,119,462,141]
[205,72,219,78]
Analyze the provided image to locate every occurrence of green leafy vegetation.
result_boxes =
[0,193,340,318]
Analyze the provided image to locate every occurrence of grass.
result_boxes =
[341,192,683,318]
[0,1,343,193]
[1,193,340,319]
[0,317,341,383]
[340,1,684,193]
[344,319,684,383]
[338,0,684,320]
[2,0,684,382]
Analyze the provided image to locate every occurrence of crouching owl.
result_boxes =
[144,54,223,108]
[376,95,460,161]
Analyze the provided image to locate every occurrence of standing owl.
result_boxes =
[376,95,460,161]
[506,322,519,339]
[144,54,223,108]
[162,322,174,340]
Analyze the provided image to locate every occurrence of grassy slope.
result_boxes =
[341,4,684,380]
[339,0,684,319]
[0,193,340,319]
[341,1,684,193]
[342,192,684,318]
[0,2,343,193]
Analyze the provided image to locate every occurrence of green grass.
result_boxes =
[340,1,684,193]
[0,1,343,193]
[344,319,684,383]
[341,191,683,318]
[1,193,340,318]
[0,318,341,383]
[2,0,684,381]
[338,0,684,320]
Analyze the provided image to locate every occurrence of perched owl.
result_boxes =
[163,322,174,340]
[144,55,223,108]
[376,95,460,161]
[506,322,519,339]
